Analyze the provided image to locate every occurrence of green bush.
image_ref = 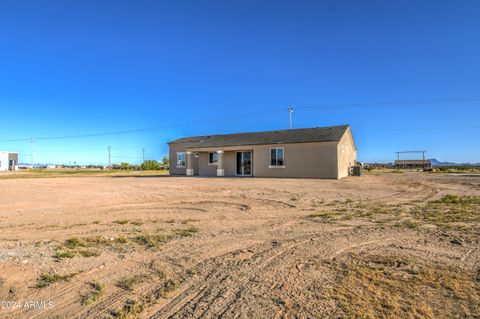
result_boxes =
[141,160,162,171]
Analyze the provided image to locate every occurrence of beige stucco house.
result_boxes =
[168,125,357,179]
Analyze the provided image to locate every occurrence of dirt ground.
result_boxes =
[0,172,479,318]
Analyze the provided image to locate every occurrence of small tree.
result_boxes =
[141,160,161,171]
[161,156,169,166]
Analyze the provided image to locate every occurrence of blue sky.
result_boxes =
[0,0,479,164]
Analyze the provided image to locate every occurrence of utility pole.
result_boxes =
[422,151,426,172]
[288,107,295,129]
[30,137,35,168]
[108,146,111,167]
[142,148,145,162]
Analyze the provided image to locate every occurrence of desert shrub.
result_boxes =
[141,160,162,171]
[433,194,480,205]
[81,281,105,305]
[116,275,144,291]
[36,272,77,288]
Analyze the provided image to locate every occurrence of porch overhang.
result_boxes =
[186,145,255,153]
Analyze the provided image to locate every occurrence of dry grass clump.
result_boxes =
[65,237,86,249]
[53,226,200,259]
[116,275,145,291]
[308,201,404,224]
[410,194,480,229]
[54,237,104,260]
[81,281,105,305]
[395,219,422,229]
[53,250,77,260]
[112,219,143,226]
[156,279,178,298]
[309,195,480,231]
[110,298,143,318]
[324,253,480,318]
[110,278,179,318]
[132,233,169,248]
[79,249,101,257]
[132,226,198,248]
[113,219,129,225]
[433,194,480,205]
[173,226,199,237]
[36,272,77,288]
[308,212,336,219]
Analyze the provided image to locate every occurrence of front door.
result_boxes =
[236,151,252,176]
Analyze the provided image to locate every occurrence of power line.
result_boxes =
[357,124,480,133]
[30,138,35,166]
[24,146,158,153]
[296,95,480,110]
[112,155,143,159]
[12,123,479,158]
[0,95,478,143]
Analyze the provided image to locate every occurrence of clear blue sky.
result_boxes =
[0,0,479,165]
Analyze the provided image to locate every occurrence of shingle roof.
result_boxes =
[168,125,350,149]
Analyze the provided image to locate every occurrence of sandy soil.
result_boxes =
[0,172,478,318]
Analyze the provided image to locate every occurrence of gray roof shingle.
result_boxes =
[169,125,350,149]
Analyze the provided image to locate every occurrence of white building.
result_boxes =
[0,152,19,171]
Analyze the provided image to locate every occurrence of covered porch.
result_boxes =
[184,148,253,177]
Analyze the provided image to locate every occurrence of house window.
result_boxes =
[177,152,186,167]
[270,147,284,167]
[209,152,218,164]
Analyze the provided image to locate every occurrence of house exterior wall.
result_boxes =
[253,142,338,178]
[337,127,357,179]
[8,153,19,164]
[198,152,217,176]
[223,151,236,176]
[191,153,199,175]
[0,152,19,171]
[0,152,8,171]
[168,143,187,175]
[174,141,340,179]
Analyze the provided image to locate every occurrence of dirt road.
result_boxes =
[0,173,478,318]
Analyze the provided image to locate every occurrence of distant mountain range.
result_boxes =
[365,159,480,166]
[429,158,480,166]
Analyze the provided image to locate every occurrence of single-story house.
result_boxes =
[168,125,357,179]
[0,151,19,171]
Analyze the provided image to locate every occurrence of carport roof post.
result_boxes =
[186,151,194,176]
[216,150,224,177]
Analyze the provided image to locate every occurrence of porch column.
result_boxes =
[186,151,194,176]
[216,150,224,176]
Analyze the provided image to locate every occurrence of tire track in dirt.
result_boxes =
[74,238,240,319]
[1,174,476,318]
[148,227,401,319]
[23,262,144,319]
[21,203,298,318]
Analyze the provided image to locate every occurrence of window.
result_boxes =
[177,152,186,167]
[270,147,284,167]
[208,152,218,164]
